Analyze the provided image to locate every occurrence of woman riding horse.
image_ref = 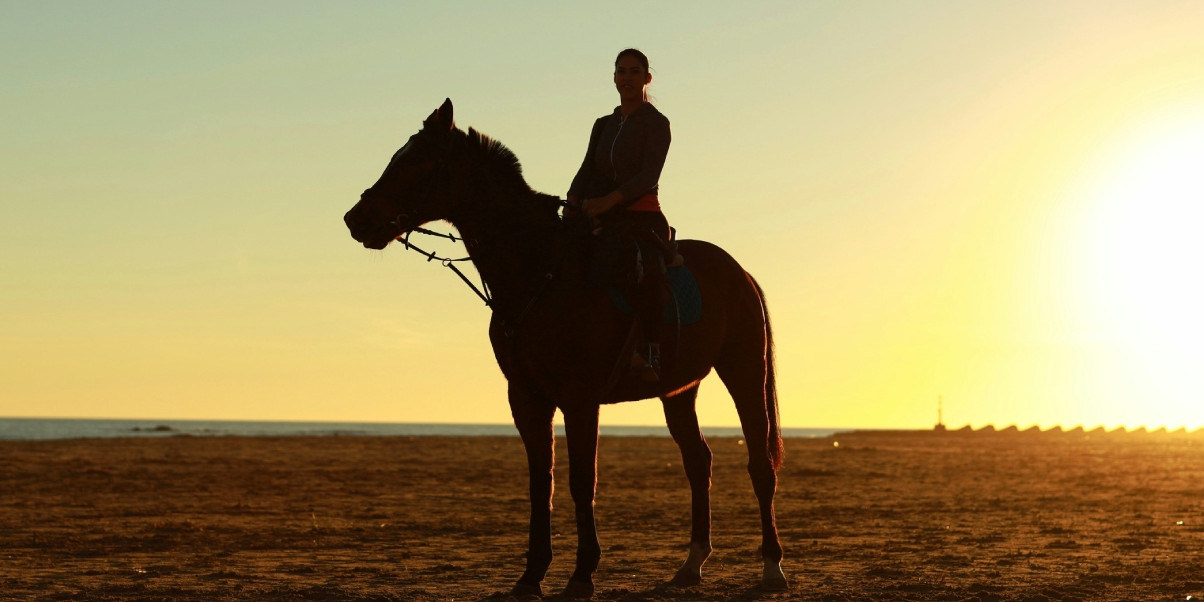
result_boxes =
[568,48,672,382]
[344,95,788,597]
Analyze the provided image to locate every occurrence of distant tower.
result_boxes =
[934,395,947,432]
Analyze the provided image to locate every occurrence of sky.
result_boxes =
[4,1,1204,430]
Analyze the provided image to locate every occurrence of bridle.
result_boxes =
[396,226,493,307]
[362,131,574,335]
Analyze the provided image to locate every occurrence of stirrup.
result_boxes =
[631,344,660,382]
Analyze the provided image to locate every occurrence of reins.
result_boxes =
[397,226,493,307]
[394,201,571,332]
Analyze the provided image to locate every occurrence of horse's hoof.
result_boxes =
[667,568,702,587]
[508,582,543,600]
[562,578,594,599]
[760,559,789,592]
[760,574,790,592]
[668,542,710,587]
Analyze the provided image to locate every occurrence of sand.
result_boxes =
[2,431,1203,601]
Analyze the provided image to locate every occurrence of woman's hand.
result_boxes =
[563,194,583,218]
[582,191,624,218]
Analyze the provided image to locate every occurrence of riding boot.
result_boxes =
[630,315,663,382]
[630,246,667,383]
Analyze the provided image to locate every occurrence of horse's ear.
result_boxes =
[424,98,455,132]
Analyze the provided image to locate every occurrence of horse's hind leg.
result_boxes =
[715,357,789,591]
[661,384,713,586]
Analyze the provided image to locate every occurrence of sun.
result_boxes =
[1074,112,1204,427]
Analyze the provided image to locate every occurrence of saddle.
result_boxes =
[587,222,682,290]
[603,266,702,326]
[584,223,701,326]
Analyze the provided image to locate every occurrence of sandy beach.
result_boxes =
[2,430,1202,601]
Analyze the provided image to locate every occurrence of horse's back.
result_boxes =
[676,238,741,268]
[676,239,764,313]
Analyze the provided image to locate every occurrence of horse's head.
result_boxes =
[344,98,458,249]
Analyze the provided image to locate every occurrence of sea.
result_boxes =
[0,417,847,442]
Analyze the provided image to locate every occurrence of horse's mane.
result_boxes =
[456,126,562,218]
[461,127,525,184]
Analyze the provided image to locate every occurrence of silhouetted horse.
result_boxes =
[344,99,787,598]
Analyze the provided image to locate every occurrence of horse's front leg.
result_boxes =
[562,406,601,598]
[508,385,556,599]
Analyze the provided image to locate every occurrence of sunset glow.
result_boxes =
[1072,113,1204,427]
[4,1,1204,431]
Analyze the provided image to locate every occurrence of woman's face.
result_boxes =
[614,55,651,103]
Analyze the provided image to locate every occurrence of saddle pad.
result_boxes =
[606,265,702,325]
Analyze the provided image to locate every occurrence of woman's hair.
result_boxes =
[615,48,650,72]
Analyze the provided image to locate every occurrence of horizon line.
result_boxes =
[3,416,1202,432]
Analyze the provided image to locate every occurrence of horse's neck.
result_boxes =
[450,192,562,316]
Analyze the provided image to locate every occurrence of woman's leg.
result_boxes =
[627,211,671,380]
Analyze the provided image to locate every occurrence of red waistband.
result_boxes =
[626,194,661,212]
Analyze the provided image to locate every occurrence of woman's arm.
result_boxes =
[615,112,671,207]
[568,117,608,202]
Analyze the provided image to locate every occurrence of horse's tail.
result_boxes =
[750,274,784,471]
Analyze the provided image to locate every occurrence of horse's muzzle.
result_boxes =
[343,209,370,243]
[345,208,410,250]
